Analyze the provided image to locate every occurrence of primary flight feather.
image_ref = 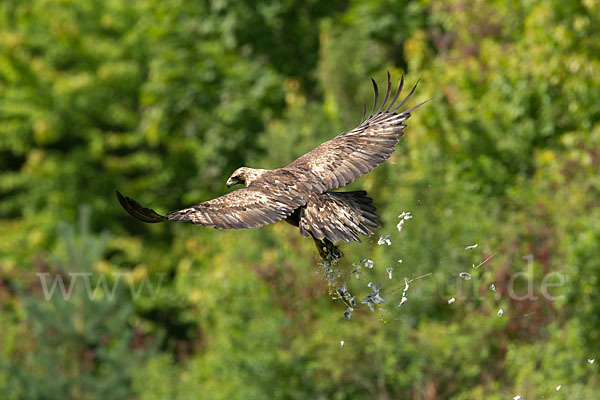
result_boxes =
[116,73,425,260]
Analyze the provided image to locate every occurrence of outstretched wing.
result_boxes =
[116,186,304,230]
[286,73,427,190]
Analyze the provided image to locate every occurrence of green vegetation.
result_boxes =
[1,0,598,398]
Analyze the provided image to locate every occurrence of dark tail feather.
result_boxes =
[326,190,380,230]
[115,190,167,223]
[300,190,379,244]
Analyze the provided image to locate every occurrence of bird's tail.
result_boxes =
[115,190,167,223]
[300,190,379,243]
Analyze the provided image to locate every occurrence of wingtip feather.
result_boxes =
[391,78,420,113]
[375,72,392,115]
[115,190,167,223]
[368,78,379,119]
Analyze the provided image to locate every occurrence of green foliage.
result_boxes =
[0,207,145,399]
[1,0,599,398]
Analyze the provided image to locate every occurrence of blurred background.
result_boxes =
[1,0,599,398]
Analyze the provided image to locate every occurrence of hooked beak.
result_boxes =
[226,178,233,188]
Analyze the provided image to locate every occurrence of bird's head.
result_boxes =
[226,167,247,188]
[226,167,266,188]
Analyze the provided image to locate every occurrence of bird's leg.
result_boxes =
[312,237,329,260]
[312,236,343,262]
[324,238,343,260]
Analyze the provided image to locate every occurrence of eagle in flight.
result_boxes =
[116,73,424,260]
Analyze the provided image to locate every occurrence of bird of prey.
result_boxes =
[116,73,424,260]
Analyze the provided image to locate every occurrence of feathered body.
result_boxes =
[116,73,425,259]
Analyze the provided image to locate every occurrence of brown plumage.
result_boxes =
[116,73,425,260]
